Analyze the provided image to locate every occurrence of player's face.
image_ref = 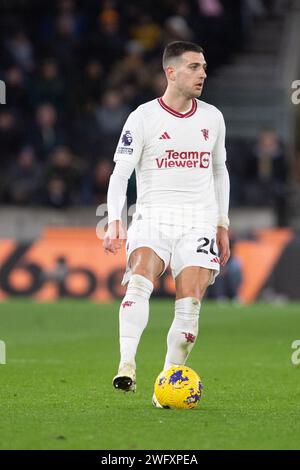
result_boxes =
[173,52,207,98]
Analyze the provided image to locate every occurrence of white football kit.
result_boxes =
[107,97,230,284]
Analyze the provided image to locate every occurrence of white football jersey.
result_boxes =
[113,97,227,229]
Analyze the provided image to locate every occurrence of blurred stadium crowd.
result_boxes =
[0,0,289,212]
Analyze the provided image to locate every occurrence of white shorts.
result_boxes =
[121,220,220,286]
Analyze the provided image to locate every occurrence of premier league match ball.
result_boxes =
[153,365,203,410]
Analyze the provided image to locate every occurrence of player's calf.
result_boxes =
[163,297,201,371]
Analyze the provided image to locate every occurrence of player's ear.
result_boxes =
[165,65,176,82]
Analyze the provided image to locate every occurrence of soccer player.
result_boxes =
[103,41,230,402]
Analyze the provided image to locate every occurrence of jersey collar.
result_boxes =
[157,97,197,118]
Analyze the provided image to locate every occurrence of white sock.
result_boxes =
[163,297,201,370]
[119,274,153,368]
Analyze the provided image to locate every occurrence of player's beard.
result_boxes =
[183,85,203,99]
[175,81,202,100]
[194,90,202,98]
[192,84,204,98]
[186,89,202,99]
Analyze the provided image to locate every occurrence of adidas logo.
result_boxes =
[210,257,220,264]
[159,132,171,140]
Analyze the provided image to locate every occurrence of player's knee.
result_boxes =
[129,248,164,283]
[131,266,155,283]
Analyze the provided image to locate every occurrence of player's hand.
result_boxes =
[103,220,127,255]
[216,226,230,267]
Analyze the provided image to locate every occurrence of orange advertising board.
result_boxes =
[0,227,294,303]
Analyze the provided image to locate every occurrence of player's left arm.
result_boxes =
[212,111,230,267]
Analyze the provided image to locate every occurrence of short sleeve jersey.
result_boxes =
[114,97,227,228]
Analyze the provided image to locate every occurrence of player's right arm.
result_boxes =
[103,108,144,254]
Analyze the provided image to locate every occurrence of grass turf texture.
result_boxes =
[0,300,299,450]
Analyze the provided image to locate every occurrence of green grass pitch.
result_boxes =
[0,299,299,450]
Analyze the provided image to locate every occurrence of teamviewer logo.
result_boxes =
[0,80,6,104]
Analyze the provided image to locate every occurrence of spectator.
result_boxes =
[31,58,66,114]
[4,66,31,117]
[90,159,113,205]
[4,31,35,73]
[197,0,224,17]
[246,130,289,226]
[29,103,65,159]
[81,59,104,105]
[5,146,42,205]
[0,109,24,167]
[164,16,194,43]
[94,89,130,153]
[151,72,167,98]
[244,0,289,18]
[131,14,162,52]
[86,7,126,70]
[69,101,104,160]
[108,43,150,93]
[42,10,82,77]
[43,146,84,206]
[44,177,71,208]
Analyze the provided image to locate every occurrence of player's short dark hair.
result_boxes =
[162,41,204,69]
